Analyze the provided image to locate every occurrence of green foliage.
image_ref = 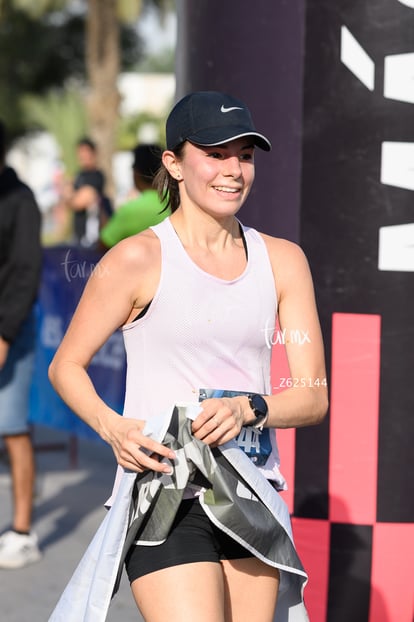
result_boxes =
[1,0,175,178]
[0,2,143,136]
[117,110,167,151]
[22,87,88,177]
[135,47,175,73]
[9,0,67,18]
[117,0,143,22]
[0,7,84,135]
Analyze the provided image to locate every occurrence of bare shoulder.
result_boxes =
[98,228,161,275]
[259,232,310,272]
[81,229,161,320]
[257,232,314,301]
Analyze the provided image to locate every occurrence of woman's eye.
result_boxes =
[208,152,222,159]
[240,153,253,161]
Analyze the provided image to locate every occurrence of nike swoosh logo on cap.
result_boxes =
[220,105,243,113]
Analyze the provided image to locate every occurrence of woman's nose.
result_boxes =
[223,156,242,177]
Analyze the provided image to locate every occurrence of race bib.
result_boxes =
[198,388,271,467]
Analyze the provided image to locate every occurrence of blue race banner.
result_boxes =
[29,246,126,440]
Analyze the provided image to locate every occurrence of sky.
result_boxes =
[137,5,177,55]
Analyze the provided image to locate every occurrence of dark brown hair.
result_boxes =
[77,137,97,151]
[154,142,186,213]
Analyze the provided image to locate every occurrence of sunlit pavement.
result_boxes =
[0,426,143,622]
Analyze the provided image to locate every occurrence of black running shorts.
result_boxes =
[125,497,253,582]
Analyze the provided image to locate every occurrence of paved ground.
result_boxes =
[0,426,143,622]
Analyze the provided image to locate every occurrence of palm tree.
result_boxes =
[7,0,173,196]
[22,87,88,177]
[85,0,121,196]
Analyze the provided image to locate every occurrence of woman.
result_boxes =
[49,91,328,622]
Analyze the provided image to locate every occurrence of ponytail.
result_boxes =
[154,142,186,213]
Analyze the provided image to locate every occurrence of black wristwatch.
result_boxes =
[247,394,268,430]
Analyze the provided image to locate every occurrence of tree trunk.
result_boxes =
[86,0,120,199]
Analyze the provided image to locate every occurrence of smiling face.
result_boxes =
[164,138,256,219]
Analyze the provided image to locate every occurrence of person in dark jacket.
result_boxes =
[0,120,42,568]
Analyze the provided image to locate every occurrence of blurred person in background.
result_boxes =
[0,120,42,568]
[66,137,113,247]
[100,144,170,249]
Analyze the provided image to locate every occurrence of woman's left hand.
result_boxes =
[191,397,246,446]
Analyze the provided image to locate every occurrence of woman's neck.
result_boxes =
[169,207,240,252]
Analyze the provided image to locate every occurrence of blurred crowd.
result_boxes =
[45,137,170,250]
[0,120,169,570]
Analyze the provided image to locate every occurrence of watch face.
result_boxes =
[250,394,268,419]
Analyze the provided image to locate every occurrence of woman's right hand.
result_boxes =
[102,412,176,474]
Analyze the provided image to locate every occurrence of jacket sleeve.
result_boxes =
[0,189,42,343]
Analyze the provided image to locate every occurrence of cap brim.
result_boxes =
[188,129,272,152]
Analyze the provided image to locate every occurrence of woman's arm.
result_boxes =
[192,236,328,446]
[48,233,175,473]
[258,235,328,428]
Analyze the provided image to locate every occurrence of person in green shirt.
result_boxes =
[100,144,170,248]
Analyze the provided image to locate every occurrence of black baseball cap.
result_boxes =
[166,91,271,152]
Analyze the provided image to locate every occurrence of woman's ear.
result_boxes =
[162,150,183,181]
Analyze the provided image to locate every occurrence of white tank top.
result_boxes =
[120,217,286,489]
